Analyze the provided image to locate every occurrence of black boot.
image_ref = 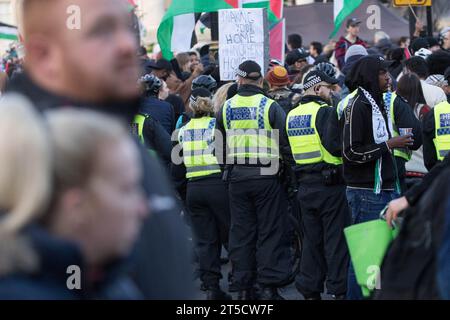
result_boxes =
[259,287,285,300]
[206,287,232,300]
[303,292,322,300]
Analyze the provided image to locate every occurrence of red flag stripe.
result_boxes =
[223,0,240,8]
[270,0,283,19]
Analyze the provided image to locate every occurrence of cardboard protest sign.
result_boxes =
[219,8,268,81]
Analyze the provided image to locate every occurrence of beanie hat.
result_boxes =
[344,45,368,63]
[266,66,290,86]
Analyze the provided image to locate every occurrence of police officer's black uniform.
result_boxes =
[216,61,295,300]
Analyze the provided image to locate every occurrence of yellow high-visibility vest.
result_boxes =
[287,100,342,165]
[178,116,221,179]
[433,101,450,161]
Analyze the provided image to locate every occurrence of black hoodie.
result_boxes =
[340,56,417,189]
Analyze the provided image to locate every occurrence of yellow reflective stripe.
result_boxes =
[229,146,278,154]
[184,148,214,157]
[186,165,221,174]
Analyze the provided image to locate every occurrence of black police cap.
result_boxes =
[236,60,262,80]
[303,70,338,91]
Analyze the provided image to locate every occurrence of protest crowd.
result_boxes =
[0,0,449,301]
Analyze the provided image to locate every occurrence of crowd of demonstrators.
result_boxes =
[127,16,450,300]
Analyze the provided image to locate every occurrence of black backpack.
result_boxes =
[374,169,450,300]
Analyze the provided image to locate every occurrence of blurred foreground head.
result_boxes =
[0,95,51,234]
[0,94,147,267]
[21,0,140,104]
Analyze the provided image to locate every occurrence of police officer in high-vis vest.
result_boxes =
[175,88,231,300]
[216,60,295,300]
[132,74,172,167]
[287,70,350,300]
[423,100,450,170]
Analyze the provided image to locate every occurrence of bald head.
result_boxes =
[22,0,64,40]
[21,0,140,103]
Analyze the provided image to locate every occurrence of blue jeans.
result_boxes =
[345,188,400,300]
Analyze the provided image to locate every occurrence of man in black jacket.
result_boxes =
[339,55,414,300]
[8,0,195,299]
[216,60,295,300]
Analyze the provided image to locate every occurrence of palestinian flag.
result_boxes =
[157,0,283,59]
[240,0,282,25]
[0,22,18,41]
[330,0,363,38]
[126,0,137,11]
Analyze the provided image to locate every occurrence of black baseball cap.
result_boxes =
[346,18,362,28]
[361,55,395,71]
[285,48,310,66]
[236,60,262,80]
[410,37,430,53]
[148,58,173,72]
[303,70,338,91]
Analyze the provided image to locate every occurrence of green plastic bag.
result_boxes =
[344,219,398,297]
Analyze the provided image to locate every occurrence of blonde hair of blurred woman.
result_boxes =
[213,82,234,115]
[0,94,52,235]
[47,109,128,192]
[46,109,147,267]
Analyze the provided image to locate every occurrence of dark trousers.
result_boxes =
[228,177,291,291]
[295,181,351,297]
[186,177,231,288]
